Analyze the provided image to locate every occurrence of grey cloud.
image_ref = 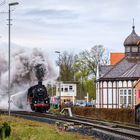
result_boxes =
[25,9,79,19]
[2,0,140,55]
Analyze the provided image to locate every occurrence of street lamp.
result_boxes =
[55,51,61,111]
[8,2,19,116]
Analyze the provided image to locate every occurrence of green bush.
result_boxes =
[0,122,11,140]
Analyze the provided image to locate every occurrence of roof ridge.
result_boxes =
[132,62,140,77]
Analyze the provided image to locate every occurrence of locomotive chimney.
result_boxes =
[38,81,42,85]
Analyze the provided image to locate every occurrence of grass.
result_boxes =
[0,115,95,140]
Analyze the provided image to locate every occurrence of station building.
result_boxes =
[56,81,77,104]
[96,25,140,108]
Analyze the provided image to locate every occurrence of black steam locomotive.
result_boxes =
[27,81,50,112]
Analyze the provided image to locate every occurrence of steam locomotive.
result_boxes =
[27,81,50,112]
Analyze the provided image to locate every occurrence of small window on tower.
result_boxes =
[126,47,130,52]
[132,46,138,52]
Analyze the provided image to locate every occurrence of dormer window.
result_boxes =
[132,46,138,52]
[125,47,130,52]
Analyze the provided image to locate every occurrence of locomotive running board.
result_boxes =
[60,108,73,117]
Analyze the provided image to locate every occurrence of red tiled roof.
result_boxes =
[110,53,125,65]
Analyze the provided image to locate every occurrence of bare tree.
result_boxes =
[56,51,76,81]
[74,45,109,99]
[76,45,109,77]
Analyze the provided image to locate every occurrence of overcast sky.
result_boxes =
[0,0,140,60]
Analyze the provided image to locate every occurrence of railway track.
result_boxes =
[8,111,140,140]
[74,115,140,132]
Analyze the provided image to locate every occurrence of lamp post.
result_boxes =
[8,2,19,116]
[55,51,61,111]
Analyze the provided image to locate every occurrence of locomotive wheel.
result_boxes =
[35,107,39,112]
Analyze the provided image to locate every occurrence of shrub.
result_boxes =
[73,107,135,124]
[0,122,11,139]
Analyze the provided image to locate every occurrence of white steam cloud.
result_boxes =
[0,47,57,111]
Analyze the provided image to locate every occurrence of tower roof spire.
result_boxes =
[132,18,135,30]
[124,20,140,46]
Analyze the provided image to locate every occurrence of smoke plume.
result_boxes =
[0,47,56,110]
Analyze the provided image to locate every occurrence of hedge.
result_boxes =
[72,107,135,124]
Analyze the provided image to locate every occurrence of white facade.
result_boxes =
[56,82,77,97]
[96,26,140,108]
[96,80,137,108]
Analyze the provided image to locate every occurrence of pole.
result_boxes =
[8,2,19,116]
[55,51,61,111]
[8,4,11,116]
[58,52,61,111]
[87,92,89,103]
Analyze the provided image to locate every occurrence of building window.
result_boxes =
[69,85,73,91]
[119,89,132,108]
[64,88,68,92]
[124,90,127,95]
[132,46,138,52]
[128,96,132,104]
[120,96,123,104]
[128,89,131,95]
[120,90,123,95]
[126,47,130,52]
[124,96,127,104]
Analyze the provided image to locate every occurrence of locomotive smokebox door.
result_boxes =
[135,103,140,124]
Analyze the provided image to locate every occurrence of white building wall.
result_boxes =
[104,81,107,87]
[96,79,138,108]
[56,83,77,97]
[108,89,112,104]
[128,81,132,87]
[108,81,112,87]
[113,82,116,87]
[123,81,127,87]
[100,82,102,108]
[103,89,107,104]
[113,88,116,104]
[119,81,122,87]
